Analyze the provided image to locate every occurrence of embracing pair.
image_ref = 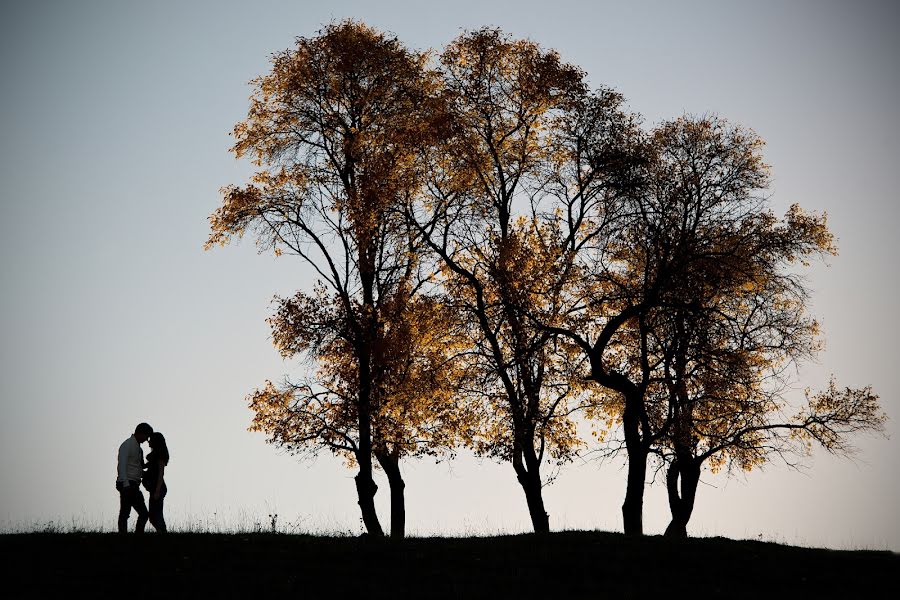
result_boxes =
[116,422,170,533]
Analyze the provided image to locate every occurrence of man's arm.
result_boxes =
[117,440,131,487]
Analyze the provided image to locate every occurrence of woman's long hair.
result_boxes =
[148,432,170,465]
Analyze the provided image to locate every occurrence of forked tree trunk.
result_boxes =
[664,458,701,538]
[375,450,406,539]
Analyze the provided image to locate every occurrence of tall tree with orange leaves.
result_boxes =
[549,115,884,535]
[406,28,612,533]
[624,182,887,537]
[206,21,462,537]
[645,303,885,538]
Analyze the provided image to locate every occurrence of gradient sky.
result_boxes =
[1,0,897,549]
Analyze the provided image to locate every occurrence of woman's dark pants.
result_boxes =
[149,483,167,533]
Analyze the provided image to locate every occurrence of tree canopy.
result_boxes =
[207,20,466,538]
[209,20,886,539]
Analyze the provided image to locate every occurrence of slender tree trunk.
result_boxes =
[621,449,647,536]
[664,458,700,538]
[514,452,550,534]
[622,395,647,536]
[664,460,684,538]
[354,465,383,537]
[521,472,550,534]
[355,255,384,537]
[375,450,406,539]
[355,352,384,537]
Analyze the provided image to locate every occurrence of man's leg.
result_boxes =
[117,482,130,534]
[132,488,149,533]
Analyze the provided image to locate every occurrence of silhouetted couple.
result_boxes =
[116,422,170,533]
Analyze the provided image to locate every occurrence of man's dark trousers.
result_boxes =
[116,480,149,533]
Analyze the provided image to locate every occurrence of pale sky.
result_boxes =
[1,0,897,550]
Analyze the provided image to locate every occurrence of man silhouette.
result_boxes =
[116,423,153,533]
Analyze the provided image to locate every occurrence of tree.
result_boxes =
[249,286,473,538]
[565,116,884,536]
[541,114,798,534]
[406,28,594,533]
[206,20,453,537]
[656,314,885,537]
[209,21,886,541]
[625,176,887,536]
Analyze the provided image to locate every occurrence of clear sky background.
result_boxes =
[1,0,897,549]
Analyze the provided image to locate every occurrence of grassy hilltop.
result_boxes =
[1,530,897,598]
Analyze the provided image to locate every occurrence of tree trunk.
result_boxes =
[354,467,383,537]
[354,394,383,536]
[621,396,647,536]
[521,471,550,534]
[621,450,647,536]
[664,458,700,538]
[375,450,406,539]
[355,223,383,537]
[355,357,382,535]
[514,454,550,534]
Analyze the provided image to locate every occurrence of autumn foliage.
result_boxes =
[208,20,886,538]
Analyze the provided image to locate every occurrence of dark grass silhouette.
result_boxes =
[1,530,896,598]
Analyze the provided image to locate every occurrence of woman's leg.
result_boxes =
[149,484,167,533]
[148,495,158,530]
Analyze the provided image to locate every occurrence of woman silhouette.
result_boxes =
[143,432,170,533]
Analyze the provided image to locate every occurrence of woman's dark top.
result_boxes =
[143,451,167,492]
